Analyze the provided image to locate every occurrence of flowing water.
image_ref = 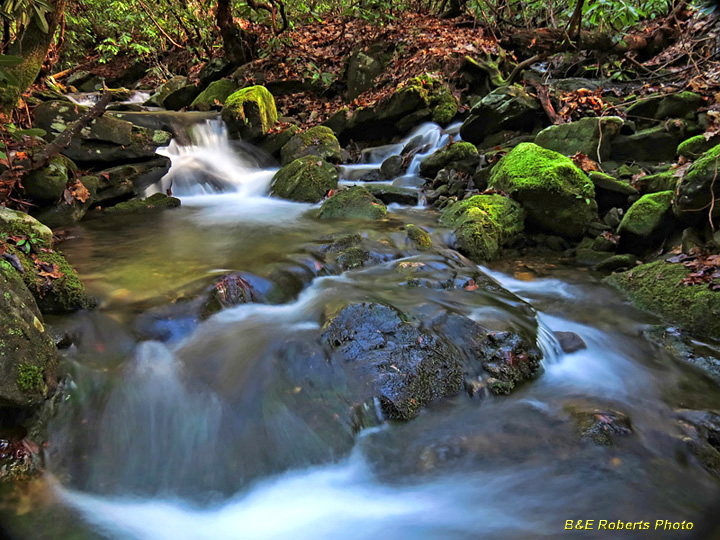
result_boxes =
[2,120,720,539]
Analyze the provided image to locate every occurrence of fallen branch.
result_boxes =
[525,77,562,125]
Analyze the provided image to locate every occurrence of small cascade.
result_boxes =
[83,341,225,496]
[156,120,276,196]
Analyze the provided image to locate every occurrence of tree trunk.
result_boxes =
[216,0,256,66]
[1,0,67,113]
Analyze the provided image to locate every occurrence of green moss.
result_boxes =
[280,126,342,165]
[440,194,525,261]
[221,85,278,140]
[22,155,73,204]
[419,142,479,177]
[677,134,720,159]
[337,247,370,269]
[105,193,181,215]
[488,142,597,238]
[271,156,339,203]
[431,88,458,125]
[16,364,46,394]
[641,170,678,194]
[606,259,720,339]
[191,79,238,111]
[0,207,53,247]
[618,191,674,238]
[406,224,432,249]
[318,186,387,220]
[588,171,637,196]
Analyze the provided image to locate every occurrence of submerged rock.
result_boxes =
[271,156,338,203]
[280,126,342,165]
[488,142,597,238]
[0,260,57,408]
[318,186,387,220]
[104,193,181,215]
[364,184,418,205]
[440,194,525,262]
[221,85,278,141]
[405,224,432,250]
[606,259,720,339]
[322,302,463,420]
[567,406,633,446]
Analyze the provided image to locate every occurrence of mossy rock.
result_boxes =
[618,191,674,239]
[606,259,720,339]
[258,125,300,159]
[191,79,239,111]
[677,134,720,160]
[318,186,387,220]
[406,224,431,249]
[104,193,181,215]
[639,170,679,194]
[655,91,704,120]
[0,207,53,246]
[419,142,479,178]
[534,116,624,160]
[145,76,187,107]
[588,171,637,196]
[675,143,720,220]
[221,85,277,141]
[488,142,597,238]
[271,156,339,203]
[280,126,342,165]
[431,88,458,126]
[34,175,99,228]
[22,155,75,204]
[0,261,57,408]
[440,194,525,261]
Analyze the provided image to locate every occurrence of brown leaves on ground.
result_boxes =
[667,252,720,290]
[34,258,64,290]
[557,88,607,121]
[572,152,600,173]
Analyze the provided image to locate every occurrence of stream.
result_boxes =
[2,118,720,539]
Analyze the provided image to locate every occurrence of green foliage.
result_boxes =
[0,0,52,32]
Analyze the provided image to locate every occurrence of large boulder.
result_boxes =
[675,143,720,221]
[617,191,675,251]
[488,143,597,238]
[33,101,171,165]
[610,123,690,163]
[534,116,624,160]
[459,85,541,145]
[280,126,342,165]
[94,157,172,205]
[220,85,277,141]
[318,186,387,220]
[0,207,93,314]
[0,261,57,408]
[22,155,75,204]
[606,259,720,339]
[145,76,187,107]
[419,142,480,177]
[162,84,201,111]
[677,134,720,160]
[440,194,525,261]
[271,156,338,203]
[190,79,239,111]
[322,302,463,420]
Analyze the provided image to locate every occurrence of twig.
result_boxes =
[710,156,718,232]
[136,0,185,49]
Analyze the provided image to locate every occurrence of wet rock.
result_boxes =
[674,409,720,476]
[431,313,542,395]
[535,116,624,161]
[190,79,239,111]
[617,191,675,251]
[644,326,720,383]
[280,126,342,165]
[405,224,432,250]
[318,186,387,220]
[34,175,99,228]
[675,143,720,222]
[221,85,277,141]
[145,76,187,107]
[593,253,640,273]
[568,406,632,446]
[104,193,181,215]
[574,237,614,266]
[201,272,276,318]
[271,156,338,203]
[0,260,57,408]
[322,302,463,420]
[162,84,201,111]
[554,331,587,353]
[419,142,479,178]
[488,143,597,238]
[364,184,418,205]
[440,194,525,262]
[22,155,75,205]
[460,85,541,145]
[94,157,171,205]
[258,125,299,159]
[33,101,172,165]
[611,122,690,163]
[606,259,720,339]
[380,155,405,179]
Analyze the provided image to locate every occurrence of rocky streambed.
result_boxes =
[0,72,719,539]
